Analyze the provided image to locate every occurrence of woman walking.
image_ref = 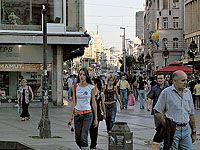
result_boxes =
[68,68,98,150]
[17,79,34,121]
[89,77,105,150]
[102,75,122,133]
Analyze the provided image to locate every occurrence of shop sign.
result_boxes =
[0,63,52,72]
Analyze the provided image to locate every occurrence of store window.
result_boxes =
[163,17,168,29]
[0,0,63,30]
[0,72,9,96]
[173,38,179,49]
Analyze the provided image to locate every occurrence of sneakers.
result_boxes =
[25,117,30,120]
[21,117,30,121]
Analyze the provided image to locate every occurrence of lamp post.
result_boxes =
[38,3,51,138]
[125,38,130,55]
[162,44,169,67]
[188,41,198,74]
[120,27,126,72]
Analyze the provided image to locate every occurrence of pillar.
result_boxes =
[52,45,63,106]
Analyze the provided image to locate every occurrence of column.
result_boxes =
[52,45,63,106]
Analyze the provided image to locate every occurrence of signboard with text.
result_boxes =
[0,63,52,72]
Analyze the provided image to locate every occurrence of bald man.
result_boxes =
[154,70,196,150]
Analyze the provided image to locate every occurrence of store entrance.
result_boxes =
[0,72,9,96]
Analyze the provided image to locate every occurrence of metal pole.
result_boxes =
[193,57,195,74]
[120,27,126,72]
[165,58,167,67]
[38,3,51,138]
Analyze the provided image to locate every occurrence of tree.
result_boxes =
[119,55,136,73]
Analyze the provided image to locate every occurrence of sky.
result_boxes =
[85,0,145,50]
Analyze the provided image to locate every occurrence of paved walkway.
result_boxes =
[0,100,200,150]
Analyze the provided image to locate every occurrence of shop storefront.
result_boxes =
[0,45,52,102]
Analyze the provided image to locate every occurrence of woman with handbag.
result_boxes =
[68,68,98,150]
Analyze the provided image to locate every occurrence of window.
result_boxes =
[162,38,168,48]
[157,18,159,29]
[0,0,63,30]
[173,38,179,48]
[163,17,168,29]
[163,0,168,9]
[173,0,179,8]
[157,0,160,10]
[173,17,179,28]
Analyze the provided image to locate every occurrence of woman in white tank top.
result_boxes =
[68,68,98,150]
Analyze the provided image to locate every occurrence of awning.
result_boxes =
[156,66,195,73]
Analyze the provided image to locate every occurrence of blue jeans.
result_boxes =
[111,102,117,122]
[74,112,93,149]
[120,89,128,108]
[138,90,145,109]
[170,125,192,150]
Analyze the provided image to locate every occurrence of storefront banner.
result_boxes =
[0,63,52,72]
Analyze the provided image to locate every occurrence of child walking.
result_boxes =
[128,90,135,109]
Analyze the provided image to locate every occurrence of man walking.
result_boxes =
[154,70,196,149]
[116,74,131,109]
[147,74,168,127]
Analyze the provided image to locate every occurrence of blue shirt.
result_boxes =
[154,85,195,124]
[147,84,168,115]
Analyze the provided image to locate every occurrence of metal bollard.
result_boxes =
[108,122,133,150]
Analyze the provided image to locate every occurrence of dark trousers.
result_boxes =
[89,121,99,148]
[20,99,30,118]
[105,104,114,132]
[74,112,93,149]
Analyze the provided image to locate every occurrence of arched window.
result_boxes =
[173,38,179,48]
[162,38,168,48]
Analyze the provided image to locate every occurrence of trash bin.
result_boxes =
[108,122,133,150]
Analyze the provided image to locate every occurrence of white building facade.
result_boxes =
[144,0,184,70]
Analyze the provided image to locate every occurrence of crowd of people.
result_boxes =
[64,68,197,150]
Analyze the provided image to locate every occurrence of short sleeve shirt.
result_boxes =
[154,85,195,124]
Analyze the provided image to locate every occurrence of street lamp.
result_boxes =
[120,27,126,72]
[38,3,51,138]
[188,41,198,74]
[162,44,169,67]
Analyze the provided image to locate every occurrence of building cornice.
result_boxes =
[0,32,90,45]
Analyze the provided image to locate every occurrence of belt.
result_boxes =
[175,122,188,127]
[74,110,92,116]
